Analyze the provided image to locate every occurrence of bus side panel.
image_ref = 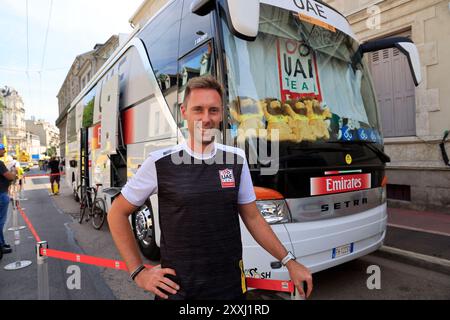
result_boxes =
[285,203,387,274]
[241,220,295,281]
[122,97,177,172]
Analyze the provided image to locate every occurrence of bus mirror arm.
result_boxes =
[440,130,450,167]
[191,0,215,16]
[355,37,422,87]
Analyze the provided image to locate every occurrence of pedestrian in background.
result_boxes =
[0,144,17,255]
[48,156,60,195]
[59,157,65,174]
[16,163,25,200]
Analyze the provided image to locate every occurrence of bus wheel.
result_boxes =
[132,202,160,261]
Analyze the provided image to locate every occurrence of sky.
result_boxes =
[0,0,143,124]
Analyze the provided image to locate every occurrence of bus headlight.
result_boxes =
[256,200,291,224]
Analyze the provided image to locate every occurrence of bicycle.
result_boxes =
[78,184,107,230]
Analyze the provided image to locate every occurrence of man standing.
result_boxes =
[108,76,313,300]
[0,144,17,255]
[48,156,60,195]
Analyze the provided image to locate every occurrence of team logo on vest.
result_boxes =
[219,169,235,188]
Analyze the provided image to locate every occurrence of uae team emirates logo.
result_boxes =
[219,169,235,188]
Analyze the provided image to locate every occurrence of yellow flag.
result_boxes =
[1,135,7,161]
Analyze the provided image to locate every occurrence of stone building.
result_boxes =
[25,118,60,156]
[56,35,121,158]
[324,0,450,212]
[128,0,168,28]
[0,86,27,151]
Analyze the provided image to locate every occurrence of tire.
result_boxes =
[91,198,106,230]
[73,184,80,202]
[78,195,88,224]
[132,201,160,261]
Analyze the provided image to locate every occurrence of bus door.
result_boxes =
[79,127,89,196]
[100,74,124,187]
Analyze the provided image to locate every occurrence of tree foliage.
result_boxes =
[82,99,94,128]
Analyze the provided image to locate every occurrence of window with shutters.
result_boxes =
[369,32,416,138]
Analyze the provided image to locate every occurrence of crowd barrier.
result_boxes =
[24,172,66,178]
[7,190,305,300]
[3,193,32,271]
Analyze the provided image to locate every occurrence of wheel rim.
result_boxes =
[135,206,153,246]
[92,200,106,229]
[79,199,87,223]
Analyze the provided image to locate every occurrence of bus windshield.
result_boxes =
[222,3,382,148]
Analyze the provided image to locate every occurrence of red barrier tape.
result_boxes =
[39,248,146,271]
[38,248,293,292]
[17,206,41,243]
[18,202,294,293]
[24,172,66,178]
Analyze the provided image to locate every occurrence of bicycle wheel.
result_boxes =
[73,183,81,202]
[78,195,88,224]
[91,198,107,230]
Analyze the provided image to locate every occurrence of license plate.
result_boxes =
[332,243,354,259]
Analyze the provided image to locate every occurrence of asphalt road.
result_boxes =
[249,253,450,300]
[0,187,116,299]
[385,226,450,260]
[1,168,449,300]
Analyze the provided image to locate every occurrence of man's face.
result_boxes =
[181,88,223,147]
[0,149,5,157]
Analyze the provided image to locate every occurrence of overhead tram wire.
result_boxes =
[26,0,30,74]
[39,0,54,112]
[25,0,32,109]
[40,0,53,72]
[0,67,66,73]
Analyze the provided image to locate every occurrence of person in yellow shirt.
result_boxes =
[16,165,25,200]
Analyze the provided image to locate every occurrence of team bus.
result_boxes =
[65,0,422,282]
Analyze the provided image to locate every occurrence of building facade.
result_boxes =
[129,0,168,28]
[0,86,27,152]
[26,131,41,161]
[25,119,60,156]
[56,35,121,158]
[324,0,450,212]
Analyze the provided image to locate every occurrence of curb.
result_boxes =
[373,246,450,276]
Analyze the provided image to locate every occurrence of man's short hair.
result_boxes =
[183,76,223,106]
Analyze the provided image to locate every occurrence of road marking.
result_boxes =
[388,223,450,237]
[380,246,450,269]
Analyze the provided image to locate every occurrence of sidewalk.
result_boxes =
[387,207,450,237]
[382,206,450,272]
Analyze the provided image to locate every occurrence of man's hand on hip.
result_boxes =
[134,265,180,299]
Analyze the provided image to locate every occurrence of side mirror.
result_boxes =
[359,37,422,86]
[192,0,260,41]
[223,0,260,41]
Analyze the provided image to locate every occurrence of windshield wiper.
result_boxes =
[328,141,391,163]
